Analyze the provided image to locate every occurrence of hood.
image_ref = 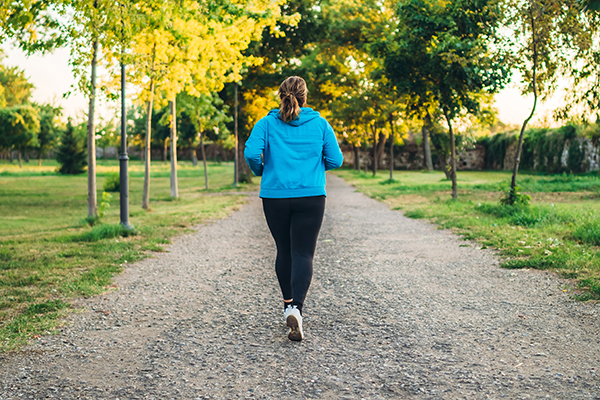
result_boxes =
[268,107,320,126]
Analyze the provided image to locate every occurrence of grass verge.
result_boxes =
[0,159,257,352]
[336,169,600,301]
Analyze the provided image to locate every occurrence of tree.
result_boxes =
[382,0,510,199]
[35,103,61,166]
[179,92,231,189]
[503,0,593,204]
[62,0,122,218]
[1,0,67,54]
[0,105,39,167]
[121,0,293,199]
[56,120,87,175]
[0,59,35,107]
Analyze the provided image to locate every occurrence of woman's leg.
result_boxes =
[289,196,326,312]
[262,198,293,302]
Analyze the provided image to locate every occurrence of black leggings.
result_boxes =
[262,196,326,308]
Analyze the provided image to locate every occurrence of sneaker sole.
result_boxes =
[286,315,303,341]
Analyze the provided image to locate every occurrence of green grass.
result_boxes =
[336,168,600,301]
[0,159,258,352]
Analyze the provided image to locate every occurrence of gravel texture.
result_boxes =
[1,174,599,400]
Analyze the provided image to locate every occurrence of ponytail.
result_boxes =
[278,76,308,123]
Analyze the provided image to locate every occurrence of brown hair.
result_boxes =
[278,76,308,123]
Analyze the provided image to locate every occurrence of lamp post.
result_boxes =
[119,3,132,230]
[119,61,132,229]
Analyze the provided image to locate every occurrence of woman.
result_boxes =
[244,76,344,341]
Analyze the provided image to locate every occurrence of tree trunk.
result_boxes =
[163,138,168,162]
[377,131,386,170]
[237,138,253,183]
[372,124,377,176]
[142,66,155,210]
[423,113,434,171]
[17,150,22,168]
[200,131,208,190]
[388,114,395,180]
[353,144,360,170]
[86,20,99,219]
[169,97,179,199]
[234,82,239,186]
[38,154,42,167]
[364,140,368,174]
[510,5,538,200]
[443,109,457,199]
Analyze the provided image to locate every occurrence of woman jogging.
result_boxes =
[244,76,344,341]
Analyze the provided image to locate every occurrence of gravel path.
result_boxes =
[1,174,599,400]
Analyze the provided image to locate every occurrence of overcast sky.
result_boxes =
[3,42,564,127]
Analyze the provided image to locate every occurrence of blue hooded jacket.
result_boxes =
[244,107,344,198]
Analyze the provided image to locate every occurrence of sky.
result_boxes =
[3,42,565,127]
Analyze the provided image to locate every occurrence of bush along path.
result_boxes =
[1,175,599,399]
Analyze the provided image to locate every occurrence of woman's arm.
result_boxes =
[323,122,344,171]
[244,119,266,176]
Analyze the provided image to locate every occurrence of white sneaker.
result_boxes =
[283,305,303,341]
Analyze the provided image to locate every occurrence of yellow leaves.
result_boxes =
[242,88,278,129]
[99,0,297,108]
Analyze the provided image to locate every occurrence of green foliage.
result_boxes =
[381,0,510,119]
[479,133,517,169]
[35,103,61,160]
[581,0,600,11]
[567,139,586,173]
[178,92,232,147]
[98,191,112,218]
[479,122,599,173]
[0,59,34,107]
[83,192,113,226]
[500,186,531,207]
[103,173,120,192]
[0,105,40,154]
[56,120,87,175]
[1,0,67,54]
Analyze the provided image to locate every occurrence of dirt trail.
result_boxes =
[1,174,599,400]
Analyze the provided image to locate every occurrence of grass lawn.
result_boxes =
[336,169,600,300]
[0,159,259,352]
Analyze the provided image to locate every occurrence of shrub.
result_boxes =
[103,173,120,192]
[98,192,112,218]
[70,224,137,243]
[500,185,531,206]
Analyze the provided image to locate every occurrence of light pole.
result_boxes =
[119,2,132,230]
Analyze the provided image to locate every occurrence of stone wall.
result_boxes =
[341,143,486,171]
[340,136,599,173]
[500,137,599,172]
